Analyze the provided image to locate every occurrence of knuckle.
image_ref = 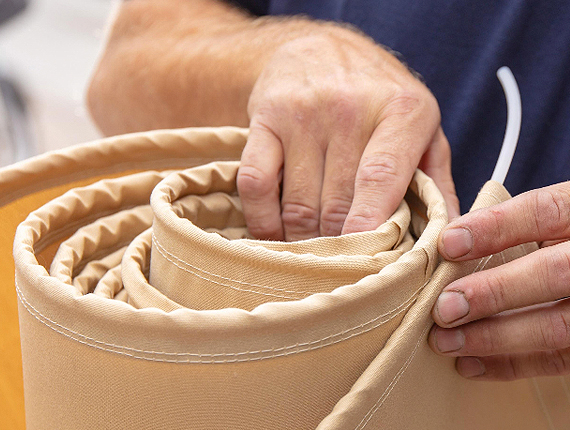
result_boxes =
[385,87,440,122]
[552,249,570,277]
[320,197,352,236]
[385,90,421,115]
[531,188,570,237]
[356,152,401,189]
[465,323,501,356]
[286,91,319,126]
[539,312,570,350]
[249,108,280,129]
[281,201,320,232]
[328,92,360,131]
[237,165,275,198]
[480,272,510,315]
[247,223,281,241]
[478,207,510,247]
[541,349,570,376]
[343,212,377,231]
[502,354,522,381]
[478,323,505,356]
[252,87,318,126]
[537,250,570,297]
[487,207,507,235]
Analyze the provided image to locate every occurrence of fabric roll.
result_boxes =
[1,127,569,429]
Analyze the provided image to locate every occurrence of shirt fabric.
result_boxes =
[232,0,570,212]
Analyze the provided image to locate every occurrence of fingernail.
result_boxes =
[442,227,473,259]
[436,291,470,324]
[457,357,485,378]
[434,328,465,353]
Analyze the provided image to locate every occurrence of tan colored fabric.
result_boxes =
[1,127,569,429]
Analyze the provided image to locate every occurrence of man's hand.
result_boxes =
[429,182,570,380]
[238,32,458,241]
[88,0,458,241]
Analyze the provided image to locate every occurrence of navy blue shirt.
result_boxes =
[232,0,570,212]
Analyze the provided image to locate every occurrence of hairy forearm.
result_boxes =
[87,0,367,135]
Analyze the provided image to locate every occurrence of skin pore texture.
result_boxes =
[87,0,570,381]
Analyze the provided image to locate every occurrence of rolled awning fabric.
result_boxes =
[2,127,569,429]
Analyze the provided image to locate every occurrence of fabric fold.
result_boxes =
[1,127,568,429]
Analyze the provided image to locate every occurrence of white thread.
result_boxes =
[151,236,308,300]
[15,278,426,363]
[153,233,336,298]
[356,254,495,428]
[499,250,507,265]
[355,325,431,430]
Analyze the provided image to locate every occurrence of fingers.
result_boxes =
[237,123,284,240]
[242,33,453,240]
[342,91,441,234]
[439,182,570,261]
[280,129,326,241]
[433,181,570,381]
[433,241,570,327]
[319,126,369,236]
[418,128,460,220]
[455,348,570,381]
[429,299,570,357]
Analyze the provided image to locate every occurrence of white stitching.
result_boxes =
[355,325,431,430]
[152,233,323,298]
[15,277,426,363]
[152,236,307,300]
[356,255,495,428]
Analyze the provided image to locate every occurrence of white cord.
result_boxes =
[491,66,522,184]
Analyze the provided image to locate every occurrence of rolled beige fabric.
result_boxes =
[1,127,568,429]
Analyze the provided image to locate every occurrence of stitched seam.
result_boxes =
[356,255,495,428]
[152,234,314,297]
[15,278,425,362]
[355,325,431,430]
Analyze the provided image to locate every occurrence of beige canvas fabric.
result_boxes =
[1,127,569,429]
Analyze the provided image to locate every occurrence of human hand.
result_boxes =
[237,30,459,241]
[429,182,570,380]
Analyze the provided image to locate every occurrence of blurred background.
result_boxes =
[0,0,115,167]
[0,3,116,428]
